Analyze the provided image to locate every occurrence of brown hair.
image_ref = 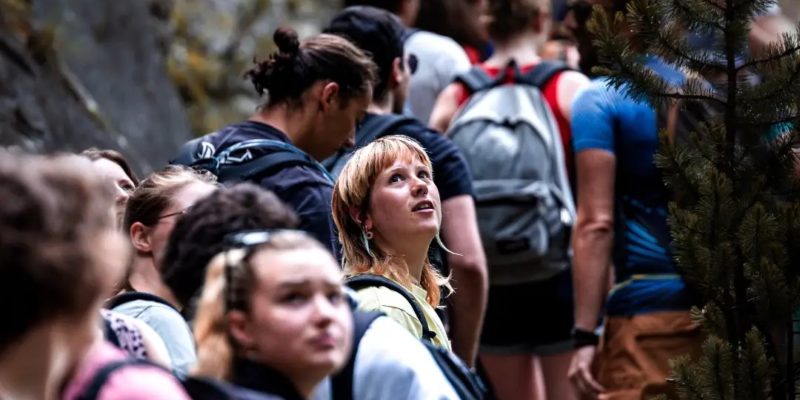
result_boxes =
[245,27,378,108]
[192,231,332,379]
[81,148,140,186]
[331,135,450,307]
[0,150,121,354]
[161,183,300,311]
[486,0,549,43]
[123,165,217,231]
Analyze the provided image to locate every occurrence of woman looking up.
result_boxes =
[331,135,451,350]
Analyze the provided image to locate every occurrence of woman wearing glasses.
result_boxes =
[109,165,218,375]
[331,135,452,350]
[192,230,354,399]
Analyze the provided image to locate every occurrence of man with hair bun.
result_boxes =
[172,27,377,256]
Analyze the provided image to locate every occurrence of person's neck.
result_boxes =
[250,107,314,155]
[127,256,180,307]
[376,237,431,284]
[0,326,75,400]
[485,34,543,68]
[367,101,391,116]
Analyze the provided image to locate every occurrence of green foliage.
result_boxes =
[590,0,800,398]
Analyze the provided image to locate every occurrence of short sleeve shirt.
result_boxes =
[570,58,693,316]
[354,277,451,351]
[184,121,339,256]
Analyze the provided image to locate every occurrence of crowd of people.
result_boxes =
[1,0,795,399]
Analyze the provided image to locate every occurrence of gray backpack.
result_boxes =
[448,61,575,285]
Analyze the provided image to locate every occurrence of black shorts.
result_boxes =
[479,269,575,355]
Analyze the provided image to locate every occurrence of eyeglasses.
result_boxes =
[157,206,192,220]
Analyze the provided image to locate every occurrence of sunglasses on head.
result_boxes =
[222,229,360,311]
[222,229,297,311]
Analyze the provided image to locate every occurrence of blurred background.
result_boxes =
[0,0,338,173]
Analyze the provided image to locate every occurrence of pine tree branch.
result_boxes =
[672,0,726,31]
[737,45,800,71]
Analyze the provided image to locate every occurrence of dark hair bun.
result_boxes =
[273,27,300,56]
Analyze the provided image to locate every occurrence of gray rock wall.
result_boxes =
[1,0,192,175]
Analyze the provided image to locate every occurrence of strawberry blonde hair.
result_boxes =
[331,135,450,307]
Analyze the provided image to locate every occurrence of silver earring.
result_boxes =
[362,229,374,257]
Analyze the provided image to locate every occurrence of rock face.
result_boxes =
[0,0,342,174]
[167,0,342,136]
[0,0,192,174]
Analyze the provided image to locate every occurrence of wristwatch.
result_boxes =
[571,327,600,348]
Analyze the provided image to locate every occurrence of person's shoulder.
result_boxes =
[100,364,190,399]
[405,30,463,53]
[355,317,460,399]
[355,287,418,322]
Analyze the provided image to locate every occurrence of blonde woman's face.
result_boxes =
[241,247,353,383]
[364,156,441,245]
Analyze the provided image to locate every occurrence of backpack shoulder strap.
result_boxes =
[346,274,436,342]
[170,137,206,166]
[518,60,571,88]
[455,67,496,94]
[216,139,333,184]
[330,310,384,400]
[77,359,159,400]
[105,292,179,313]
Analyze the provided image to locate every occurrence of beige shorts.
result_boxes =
[595,310,703,400]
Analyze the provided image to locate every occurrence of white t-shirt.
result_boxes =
[403,30,471,125]
[312,316,460,400]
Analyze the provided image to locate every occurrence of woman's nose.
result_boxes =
[411,177,429,197]
[312,294,336,325]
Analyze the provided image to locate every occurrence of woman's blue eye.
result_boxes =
[389,174,403,183]
[418,170,431,179]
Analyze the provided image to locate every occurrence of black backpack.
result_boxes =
[346,275,488,400]
[172,137,333,185]
[322,113,418,179]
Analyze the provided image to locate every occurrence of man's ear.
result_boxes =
[391,57,405,88]
[319,81,340,112]
[227,310,256,350]
[129,222,153,253]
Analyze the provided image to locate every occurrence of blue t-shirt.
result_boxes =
[571,58,694,316]
[191,121,340,257]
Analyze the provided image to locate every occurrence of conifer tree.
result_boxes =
[588,0,800,398]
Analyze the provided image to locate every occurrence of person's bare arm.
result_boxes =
[440,195,487,367]
[429,83,463,134]
[571,150,615,331]
[556,70,591,121]
[567,149,616,398]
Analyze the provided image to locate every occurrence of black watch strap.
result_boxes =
[572,327,600,348]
